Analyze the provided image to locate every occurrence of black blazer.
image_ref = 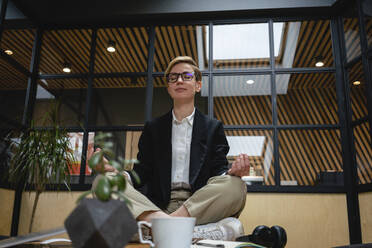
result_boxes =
[132,109,230,210]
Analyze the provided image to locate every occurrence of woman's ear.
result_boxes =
[196,81,202,92]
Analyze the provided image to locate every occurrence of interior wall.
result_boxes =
[16,191,349,247]
[239,193,349,248]
[0,189,15,236]
[18,191,82,238]
[359,192,372,244]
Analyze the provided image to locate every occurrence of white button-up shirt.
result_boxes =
[171,108,195,186]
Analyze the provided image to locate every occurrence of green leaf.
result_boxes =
[109,160,122,171]
[109,174,126,191]
[88,152,102,170]
[93,176,111,201]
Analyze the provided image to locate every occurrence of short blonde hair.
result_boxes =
[165,56,202,82]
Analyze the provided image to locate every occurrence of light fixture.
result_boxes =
[315,56,324,67]
[246,79,255,85]
[107,40,116,53]
[4,49,13,55]
[353,80,361,86]
[62,62,71,73]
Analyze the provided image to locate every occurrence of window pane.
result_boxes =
[213,75,272,125]
[362,0,372,48]
[277,73,338,125]
[0,58,27,127]
[354,121,372,184]
[1,29,35,69]
[89,77,146,126]
[212,23,270,69]
[68,132,93,184]
[39,29,92,74]
[348,60,367,121]
[279,129,342,186]
[225,130,274,186]
[154,25,208,72]
[33,79,87,127]
[274,20,334,68]
[152,76,208,119]
[343,18,362,62]
[95,27,148,73]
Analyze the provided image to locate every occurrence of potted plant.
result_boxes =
[6,101,75,233]
[64,132,140,248]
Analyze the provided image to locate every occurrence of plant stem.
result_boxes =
[29,190,41,233]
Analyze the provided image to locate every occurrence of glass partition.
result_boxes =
[212,23,270,69]
[274,20,334,68]
[95,27,148,73]
[213,74,272,125]
[225,129,274,185]
[154,25,209,72]
[89,77,146,126]
[279,129,342,186]
[276,73,338,125]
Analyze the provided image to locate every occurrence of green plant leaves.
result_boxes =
[81,131,140,204]
[94,176,111,201]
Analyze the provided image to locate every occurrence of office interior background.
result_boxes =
[0,0,371,247]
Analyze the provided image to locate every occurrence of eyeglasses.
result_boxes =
[166,72,195,83]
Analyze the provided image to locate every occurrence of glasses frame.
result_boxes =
[166,71,195,83]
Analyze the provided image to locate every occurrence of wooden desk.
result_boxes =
[11,243,149,248]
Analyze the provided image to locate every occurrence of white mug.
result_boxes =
[137,217,196,248]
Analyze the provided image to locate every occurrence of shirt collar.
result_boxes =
[172,108,195,125]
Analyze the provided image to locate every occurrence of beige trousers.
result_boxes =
[122,175,247,225]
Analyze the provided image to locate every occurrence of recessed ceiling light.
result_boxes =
[246,79,255,85]
[315,61,324,67]
[353,80,361,85]
[4,49,13,55]
[107,40,116,53]
[315,55,324,67]
[62,62,71,73]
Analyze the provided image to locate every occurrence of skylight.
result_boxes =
[206,23,283,60]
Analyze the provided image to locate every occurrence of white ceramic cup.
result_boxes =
[137,217,196,248]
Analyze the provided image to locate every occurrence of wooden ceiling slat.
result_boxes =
[122,28,145,71]
[103,28,128,72]
[160,26,175,62]
[280,131,307,185]
[167,26,181,58]
[109,28,133,72]
[355,125,372,182]
[51,30,87,73]
[296,21,317,67]
[188,25,198,64]
[133,28,148,61]
[174,26,186,56]
[117,28,136,72]
[154,27,168,71]
[181,25,192,58]
[125,28,147,71]
[95,31,118,73]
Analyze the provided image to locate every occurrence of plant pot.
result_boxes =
[64,198,137,248]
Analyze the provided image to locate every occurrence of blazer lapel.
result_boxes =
[159,111,173,192]
[189,109,207,185]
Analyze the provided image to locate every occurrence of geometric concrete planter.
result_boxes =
[64,198,137,248]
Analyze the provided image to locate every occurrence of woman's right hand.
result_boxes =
[88,147,118,173]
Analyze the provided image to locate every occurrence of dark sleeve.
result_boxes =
[131,121,153,188]
[210,120,230,176]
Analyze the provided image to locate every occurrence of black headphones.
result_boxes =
[236,225,287,248]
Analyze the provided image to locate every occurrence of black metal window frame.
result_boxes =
[0,2,371,193]
[0,1,371,242]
